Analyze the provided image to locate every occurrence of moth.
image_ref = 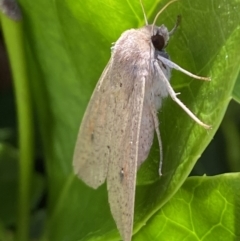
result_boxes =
[73,0,210,241]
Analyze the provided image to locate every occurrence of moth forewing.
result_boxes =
[107,77,146,241]
[73,62,114,189]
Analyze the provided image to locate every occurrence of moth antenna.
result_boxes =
[151,0,179,34]
[139,0,148,25]
[169,15,181,35]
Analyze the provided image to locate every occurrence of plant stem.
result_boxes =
[1,13,34,241]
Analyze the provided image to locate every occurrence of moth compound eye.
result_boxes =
[151,34,165,51]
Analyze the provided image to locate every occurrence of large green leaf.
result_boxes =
[134,174,240,241]
[12,0,240,240]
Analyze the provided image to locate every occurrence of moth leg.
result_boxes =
[169,15,181,36]
[157,55,211,81]
[153,61,211,129]
[150,105,163,176]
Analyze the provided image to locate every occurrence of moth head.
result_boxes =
[140,0,179,51]
[151,25,169,51]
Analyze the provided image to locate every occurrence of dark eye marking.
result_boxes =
[151,34,165,51]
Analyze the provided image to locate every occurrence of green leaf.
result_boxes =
[233,71,240,102]
[134,174,240,241]
[13,0,240,240]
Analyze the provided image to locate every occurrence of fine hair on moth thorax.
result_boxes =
[73,1,211,241]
